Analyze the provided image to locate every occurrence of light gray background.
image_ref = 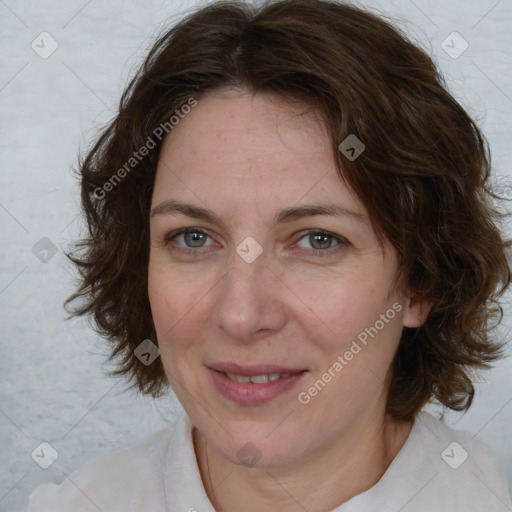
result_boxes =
[1,1,511,510]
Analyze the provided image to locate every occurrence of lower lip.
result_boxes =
[209,369,307,406]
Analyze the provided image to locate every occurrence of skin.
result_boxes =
[148,87,429,512]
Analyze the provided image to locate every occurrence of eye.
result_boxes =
[162,227,348,258]
[164,227,216,252]
[294,230,347,255]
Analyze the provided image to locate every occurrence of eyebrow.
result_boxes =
[150,199,367,228]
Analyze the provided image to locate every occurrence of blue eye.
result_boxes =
[163,228,347,258]
[295,230,346,256]
[166,228,215,251]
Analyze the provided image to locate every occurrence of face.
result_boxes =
[148,88,422,468]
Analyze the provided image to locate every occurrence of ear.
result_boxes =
[402,295,432,328]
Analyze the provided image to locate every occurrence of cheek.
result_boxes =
[294,275,388,341]
[148,271,210,388]
[293,269,404,376]
[148,265,206,345]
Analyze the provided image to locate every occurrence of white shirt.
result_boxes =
[26,411,512,511]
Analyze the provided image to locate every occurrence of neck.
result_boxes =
[193,410,413,512]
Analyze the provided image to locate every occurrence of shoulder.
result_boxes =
[346,411,512,511]
[416,411,507,475]
[402,411,512,510]
[25,417,185,512]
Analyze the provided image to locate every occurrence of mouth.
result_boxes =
[223,372,294,383]
[207,362,308,405]
[207,362,307,376]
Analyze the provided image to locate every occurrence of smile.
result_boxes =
[208,366,308,405]
[224,372,292,383]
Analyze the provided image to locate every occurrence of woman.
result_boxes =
[26,0,512,510]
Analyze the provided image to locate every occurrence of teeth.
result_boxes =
[225,372,292,383]
[226,373,251,383]
[251,374,269,383]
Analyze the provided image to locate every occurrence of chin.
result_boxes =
[213,429,306,469]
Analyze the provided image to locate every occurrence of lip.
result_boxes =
[207,364,308,406]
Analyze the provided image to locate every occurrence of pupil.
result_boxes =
[185,232,205,247]
[311,233,331,249]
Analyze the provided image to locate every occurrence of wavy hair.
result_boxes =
[65,0,511,420]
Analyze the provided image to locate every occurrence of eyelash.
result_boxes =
[163,227,348,258]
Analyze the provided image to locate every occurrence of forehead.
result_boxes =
[152,88,364,217]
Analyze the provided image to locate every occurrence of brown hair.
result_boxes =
[65,0,511,420]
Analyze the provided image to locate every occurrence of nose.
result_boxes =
[213,251,287,342]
